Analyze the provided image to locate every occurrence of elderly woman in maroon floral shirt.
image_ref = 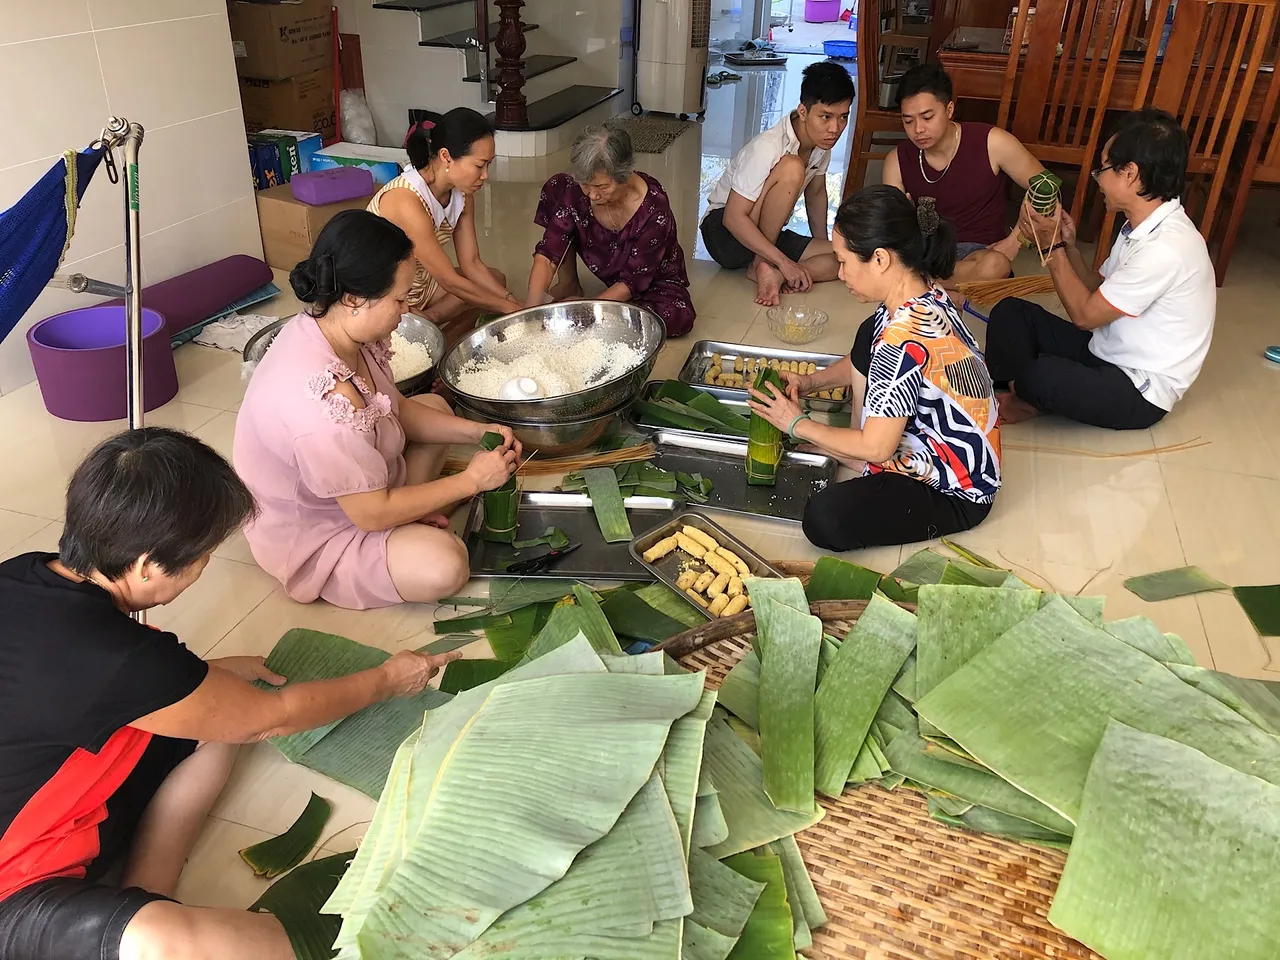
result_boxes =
[525,124,696,336]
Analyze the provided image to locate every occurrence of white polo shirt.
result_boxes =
[1092,198,1216,412]
[704,113,830,213]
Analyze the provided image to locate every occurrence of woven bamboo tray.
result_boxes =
[658,562,1099,960]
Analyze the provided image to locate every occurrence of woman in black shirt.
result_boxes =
[0,427,459,960]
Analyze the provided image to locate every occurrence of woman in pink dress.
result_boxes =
[234,211,520,609]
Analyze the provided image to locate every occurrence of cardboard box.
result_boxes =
[228,0,333,80]
[310,142,408,186]
[250,132,300,182]
[248,139,287,190]
[257,127,324,172]
[240,70,336,142]
[255,183,373,270]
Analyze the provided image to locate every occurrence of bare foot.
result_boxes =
[751,261,784,307]
[988,230,1024,263]
[997,390,1040,425]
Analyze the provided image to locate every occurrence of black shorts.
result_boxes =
[0,880,172,960]
[700,206,813,270]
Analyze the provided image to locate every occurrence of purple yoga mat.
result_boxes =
[104,255,273,340]
[28,306,179,422]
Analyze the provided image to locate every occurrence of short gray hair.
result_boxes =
[569,123,635,184]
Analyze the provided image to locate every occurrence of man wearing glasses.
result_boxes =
[983,109,1216,430]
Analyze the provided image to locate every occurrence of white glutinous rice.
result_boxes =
[454,334,645,400]
[388,330,435,381]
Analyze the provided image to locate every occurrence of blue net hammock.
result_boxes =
[0,145,108,343]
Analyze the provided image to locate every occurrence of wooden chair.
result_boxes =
[878,0,930,74]
[998,0,1146,223]
[1091,0,1278,277]
[843,0,911,199]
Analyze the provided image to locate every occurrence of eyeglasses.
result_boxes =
[1091,164,1116,181]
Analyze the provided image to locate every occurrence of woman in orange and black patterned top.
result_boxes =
[749,186,1001,551]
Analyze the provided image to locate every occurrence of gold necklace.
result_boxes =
[919,122,961,184]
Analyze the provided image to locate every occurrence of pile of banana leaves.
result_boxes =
[716,546,1280,960]
[560,461,714,504]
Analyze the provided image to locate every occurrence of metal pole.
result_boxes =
[108,117,145,432]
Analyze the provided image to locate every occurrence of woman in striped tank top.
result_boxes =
[368,108,518,340]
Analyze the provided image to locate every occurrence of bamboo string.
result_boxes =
[1002,437,1209,459]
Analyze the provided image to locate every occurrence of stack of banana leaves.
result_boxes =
[713,545,1280,959]
[633,380,752,438]
[560,459,714,504]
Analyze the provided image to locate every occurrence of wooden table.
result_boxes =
[937,25,1274,119]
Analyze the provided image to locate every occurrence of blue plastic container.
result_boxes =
[824,38,858,58]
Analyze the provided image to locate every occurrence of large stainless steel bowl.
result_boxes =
[454,396,634,457]
[242,314,445,395]
[439,300,665,424]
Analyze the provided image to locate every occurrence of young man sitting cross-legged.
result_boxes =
[700,61,854,306]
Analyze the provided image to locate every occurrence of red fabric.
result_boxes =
[897,122,1010,246]
[0,726,152,901]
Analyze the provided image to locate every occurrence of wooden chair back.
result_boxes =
[999,0,1144,220]
[843,0,913,198]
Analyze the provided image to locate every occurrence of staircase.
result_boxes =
[369,0,624,156]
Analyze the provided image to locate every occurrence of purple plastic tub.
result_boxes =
[27,306,179,422]
[805,0,841,22]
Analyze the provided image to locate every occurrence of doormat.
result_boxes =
[613,116,695,154]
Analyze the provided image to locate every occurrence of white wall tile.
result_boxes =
[355,6,425,51]
[0,0,92,44]
[87,0,224,31]
[367,98,415,149]
[142,195,263,287]
[94,15,240,131]
[0,32,110,170]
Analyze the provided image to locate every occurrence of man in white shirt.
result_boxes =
[985,109,1215,429]
[700,61,853,306]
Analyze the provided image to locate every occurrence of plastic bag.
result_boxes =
[341,89,377,145]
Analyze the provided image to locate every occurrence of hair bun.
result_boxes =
[916,197,940,237]
[289,262,319,302]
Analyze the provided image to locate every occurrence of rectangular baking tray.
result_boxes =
[648,430,836,524]
[723,52,789,66]
[677,339,850,412]
[463,492,680,580]
[629,511,784,616]
[627,380,850,443]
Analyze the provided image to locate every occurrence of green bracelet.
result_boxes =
[787,413,809,440]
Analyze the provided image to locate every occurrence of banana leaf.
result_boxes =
[240,792,332,878]
[693,791,731,848]
[701,718,823,858]
[689,846,765,942]
[485,601,555,660]
[511,525,570,550]
[250,851,354,960]
[687,391,752,433]
[1104,615,1193,664]
[1048,722,1280,959]
[742,576,810,658]
[892,654,917,703]
[889,548,950,585]
[726,716,762,756]
[722,849,795,959]
[636,398,743,435]
[436,578,581,621]
[926,797,1071,850]
[846,732,886,784]
[1166,662,1280,735]
[355,671,705,958]
[939,538,1001,569]
[813,594,917,795]
[480,431,519,543]
[600,589,687,644]
[663,689,719,854]
[582,466,633,543]
[804,556,884,602]
[772,834,826,931]
[770,844,810,950]
[602,651,666,675]
[718,650,761,729]
[883,718,1074,835]
[419,634,481,655]
[521,601,594,662]
[913,584,1040,736]
[1123,565,1229,601]
[938,560,1012,588]
[572,583,624,653]
[684,920,741,960]
[915,597,1280,822]
[875,689,916,732]
[438,657,517,694]
[633,581,708,628]
[756,597,821,813]
[1062,595,1105,624]
[746,367,785,486]
[1233,583,1280,635]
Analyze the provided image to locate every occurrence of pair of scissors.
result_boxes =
[506,542,582,575]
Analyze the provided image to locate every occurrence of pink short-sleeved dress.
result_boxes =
[233,313,409,609]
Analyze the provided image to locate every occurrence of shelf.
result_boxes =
[420,21,539,48]
[486,85,623,131]
[463,54,577,83]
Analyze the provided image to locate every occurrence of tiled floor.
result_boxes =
[4,55,1279,911]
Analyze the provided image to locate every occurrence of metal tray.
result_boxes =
[677,339,850,412]
[723,52,789,66]
[463,492,679,580]
[648,430,836,524]
[627,380,850,443]
[630,511,784,616]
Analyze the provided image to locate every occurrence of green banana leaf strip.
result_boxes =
[684,920,740,960]
[634,398,725,433]
[1167,663,1280,736]
[876,574,912,603]
[702,718,824,858]
[875,689,916,732]
[1062,595,1105,624]
[572,583,624,653]
[438,657,517,695]
[602,651,666,675]
[663,689,718,855]
[723,849,795,960]
[687,391,752,433]
[1104,615,1189,664]
[582,467,633,543]
[913,584,1040,735]
[846,733,885,784]
[939,538,1000,569]
[689,846,766,939]
[804,556,884,601]
[922,738,996,771]
[522,602,592,662]
[916,597,1280,822]
[927,790,974,817]
[356,671,705,959]
[938,560,1011,588]
[418,634,481,656]
[926,797,1071,851]
[742,576,810,658]
[892,653,917,703]
[240,792,332,879]
[756,597,821,813]
[250,851,353,960]
[633,581,707,628]
[718,650,761,729]
[889,549,950,585]
[435,578,580,624]
[773,834,826,930]
[511,525,570,550]
[813,594,917,795]
[1123,565,1229,602]
[884,718,1074,835]
[726,716,762,756]
[485,601,555,660]
[693,791,732,848]
[1048,722,1280,959]
[600,589,688,643]
[1233,583,1280,635]
[655,378,705,403]
[432,610,513,632]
